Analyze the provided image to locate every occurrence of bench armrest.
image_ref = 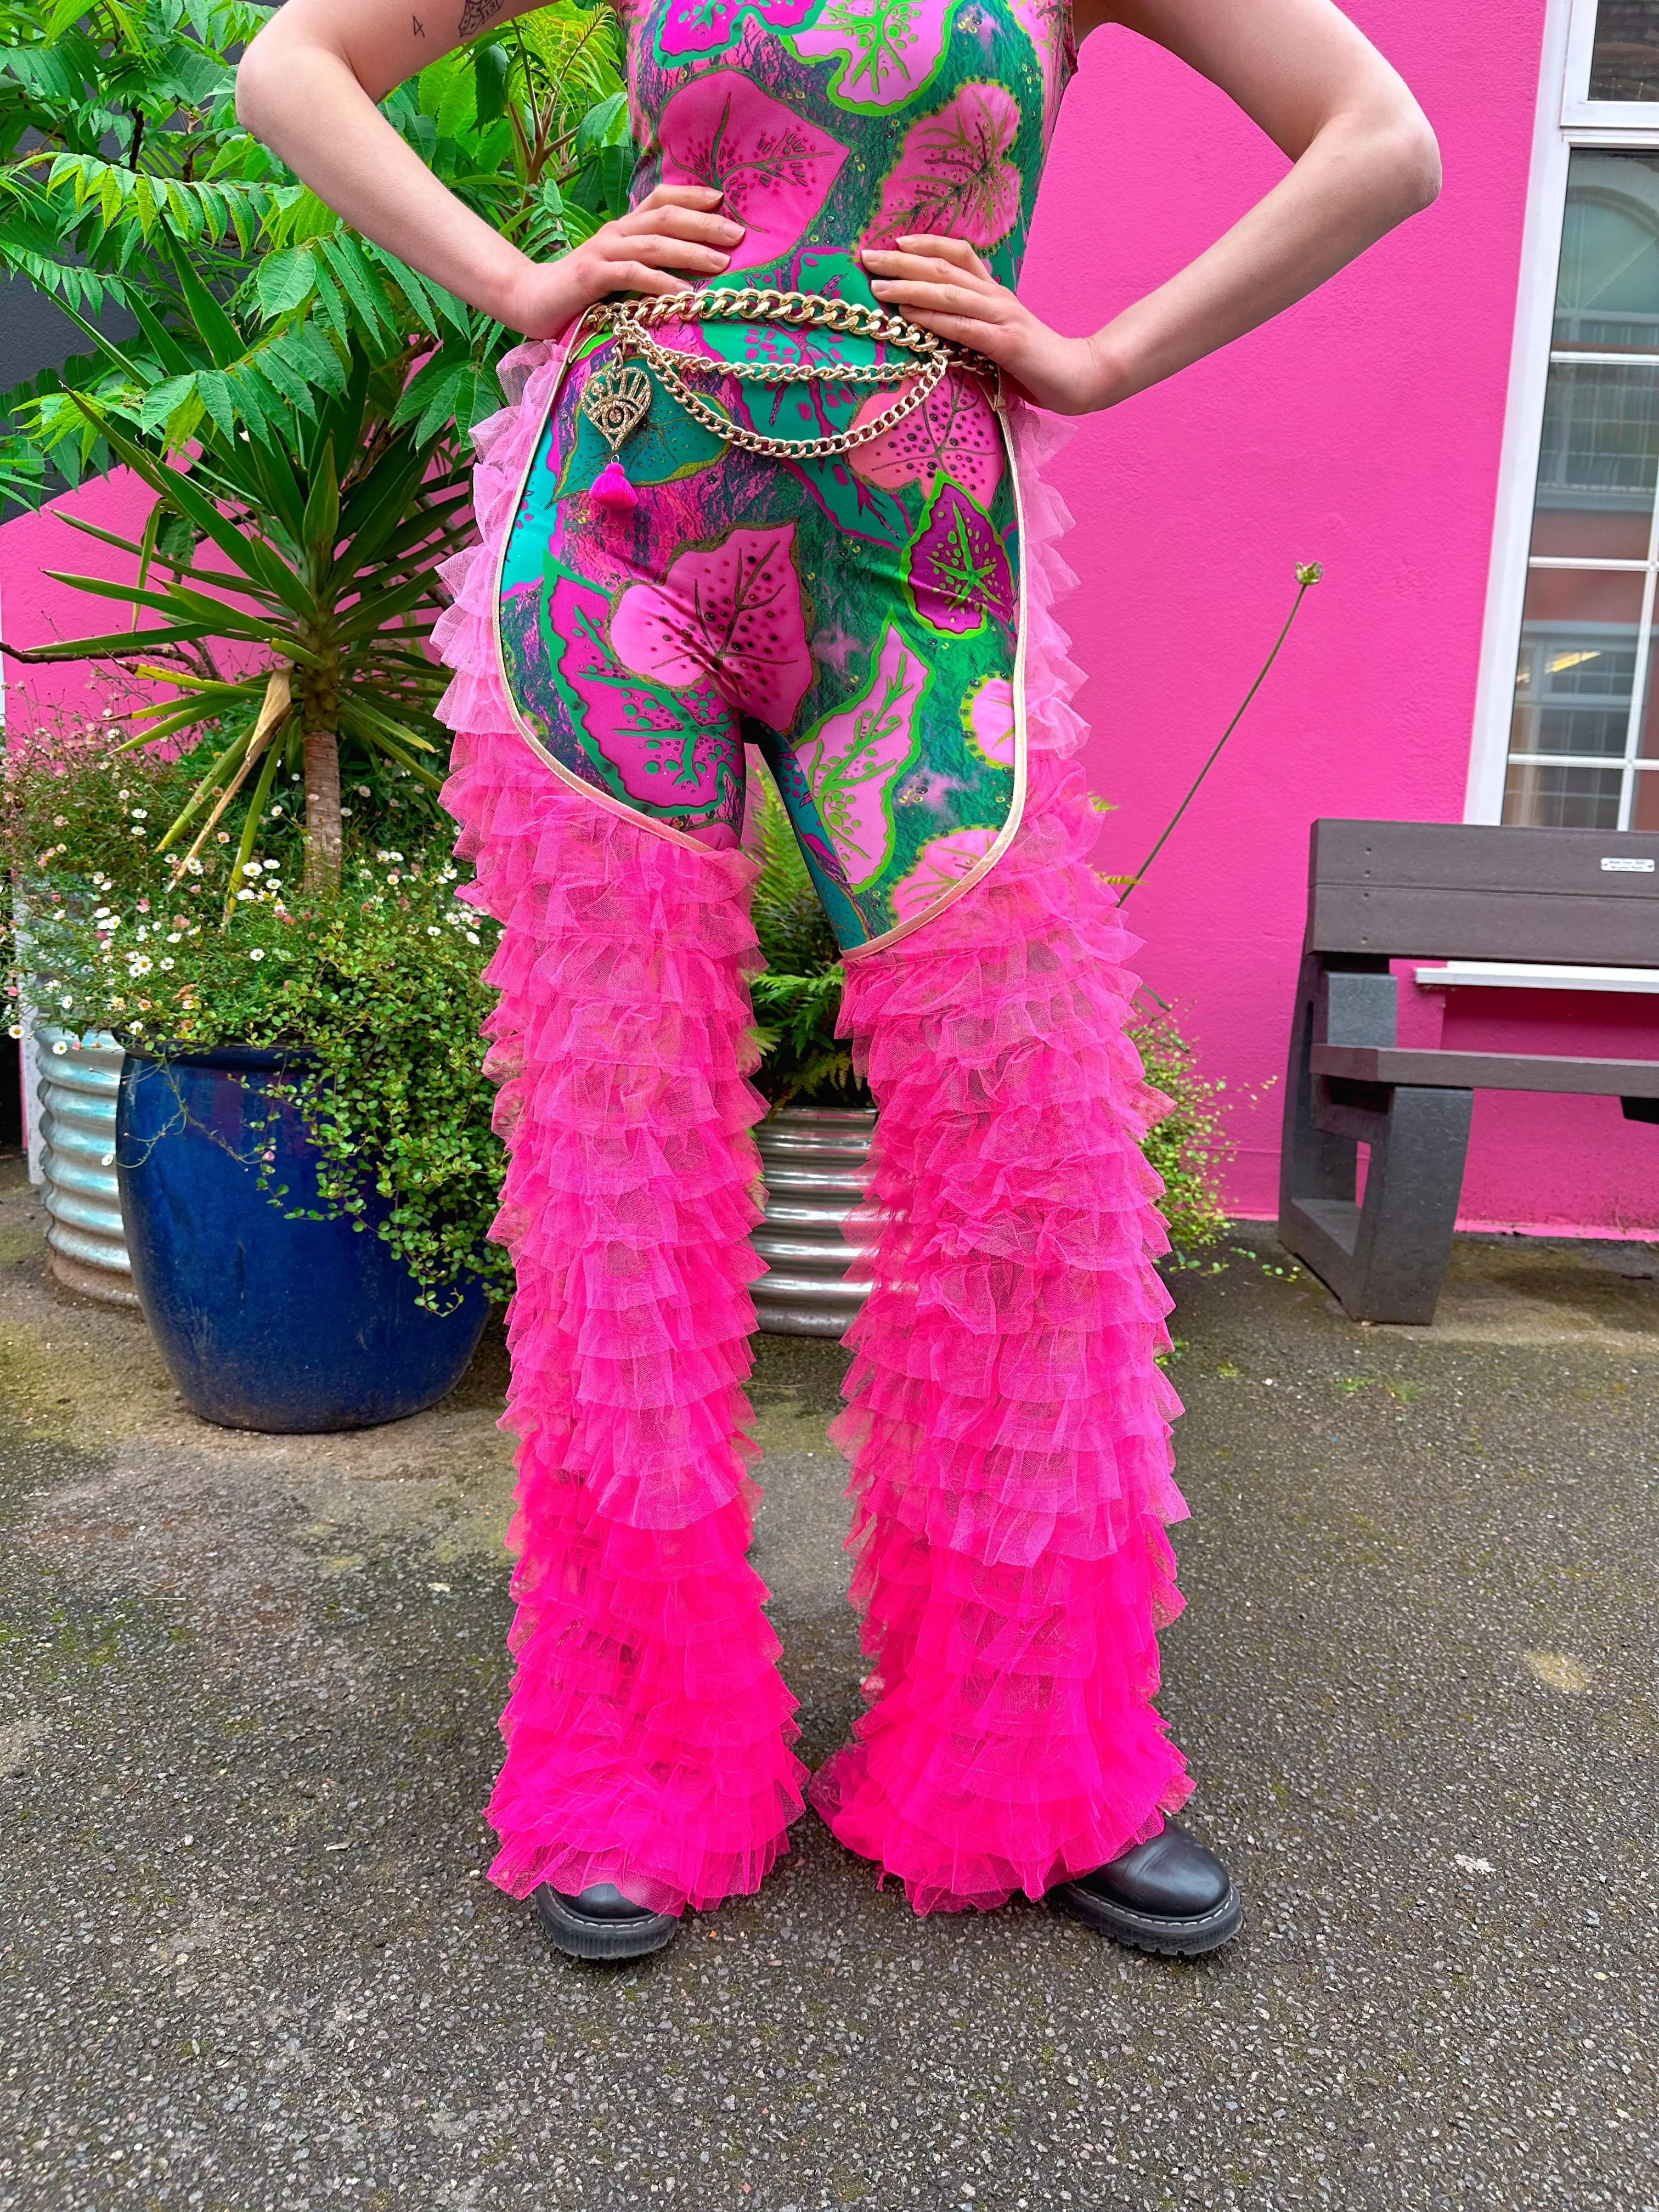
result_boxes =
[1310,1045,1659,1097]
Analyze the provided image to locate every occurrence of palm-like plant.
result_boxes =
[14,347,472,890]
[1,0,630,887]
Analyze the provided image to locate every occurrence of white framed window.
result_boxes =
[1470,0,1659,832]
[1564,0,1659,122]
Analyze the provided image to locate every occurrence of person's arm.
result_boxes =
[234,0,743,338]
[861,0,1442,414]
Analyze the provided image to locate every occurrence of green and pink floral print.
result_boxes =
[493,0,1075,949]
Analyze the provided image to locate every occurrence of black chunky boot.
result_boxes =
[1048,1821,1242,1957]
[533,1881,681,1962]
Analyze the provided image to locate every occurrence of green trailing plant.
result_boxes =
[1131,1003,1231,1256]
[5,709,510,1305]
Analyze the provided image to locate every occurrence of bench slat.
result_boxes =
[1308,821,1659,964]
[1311,1043,1659,1097]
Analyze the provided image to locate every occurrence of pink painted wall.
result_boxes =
[1,473,170,732]
[6,0,1656,1234]
[1024,0,1658,1237]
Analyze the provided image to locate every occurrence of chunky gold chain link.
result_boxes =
[645,343,953,460]
[636,332,917,389]
[616,286,958,356]
[577,288,998,462]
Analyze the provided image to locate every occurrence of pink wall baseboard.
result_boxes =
[1228,1206,1658,1244]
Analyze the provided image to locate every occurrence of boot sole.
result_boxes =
[1048,1880,1244,1959]
[532,1886,681,1963]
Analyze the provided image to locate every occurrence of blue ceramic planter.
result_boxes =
[116,1043,489,1434]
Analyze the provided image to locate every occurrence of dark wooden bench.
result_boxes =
[1278,820,1659,1325]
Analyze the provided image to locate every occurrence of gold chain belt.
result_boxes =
[575,287,1000,467]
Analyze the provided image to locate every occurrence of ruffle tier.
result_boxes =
[808,409,1194,1912]
[436,362,1190,1916]
[435,344,806,1914]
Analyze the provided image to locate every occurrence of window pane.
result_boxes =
[1529,361,1659,556]
[1511,568,1645,757]
[1503,763,1624,828]
[1590,1,1659,101]
[1640,652,1659,755]
[1554,150,1659,351]
[1633,765,1659,828]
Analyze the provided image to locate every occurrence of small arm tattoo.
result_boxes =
[412,12,425,30]
[457,0,503,31]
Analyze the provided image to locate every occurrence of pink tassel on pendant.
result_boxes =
[589,457,639,512]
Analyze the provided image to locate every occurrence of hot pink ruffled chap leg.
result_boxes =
[435,346,1190,1915]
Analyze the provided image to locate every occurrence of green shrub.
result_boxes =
[7,710,509,1306]
[1131,1007,1231,1257]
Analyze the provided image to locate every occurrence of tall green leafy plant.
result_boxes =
[1,0,630,884]
[1,0,629,492]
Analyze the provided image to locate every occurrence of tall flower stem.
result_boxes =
[1115,562,1323,907]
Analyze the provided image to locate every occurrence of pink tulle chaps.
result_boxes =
[433,345,1192,1916]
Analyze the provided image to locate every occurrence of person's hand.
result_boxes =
[500,185,746,337]
[861,235,1118,415]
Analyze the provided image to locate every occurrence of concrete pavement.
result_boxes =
[0,1156,1654,2211]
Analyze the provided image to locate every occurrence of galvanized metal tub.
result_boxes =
[752,1105,878,1338]
[35,1024,137,1306]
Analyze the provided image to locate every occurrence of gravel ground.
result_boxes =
[0,1156,1654,2212]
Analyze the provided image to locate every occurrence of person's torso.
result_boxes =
[622,0,1075,307]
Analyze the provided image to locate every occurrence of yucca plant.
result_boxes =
[11,354,472,890]
[1,0,631,885]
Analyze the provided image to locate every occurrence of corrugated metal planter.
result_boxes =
[35,1024,137,1307]
[752,1105,878,1338]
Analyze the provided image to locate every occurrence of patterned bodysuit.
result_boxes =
[494,0,1075,949]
